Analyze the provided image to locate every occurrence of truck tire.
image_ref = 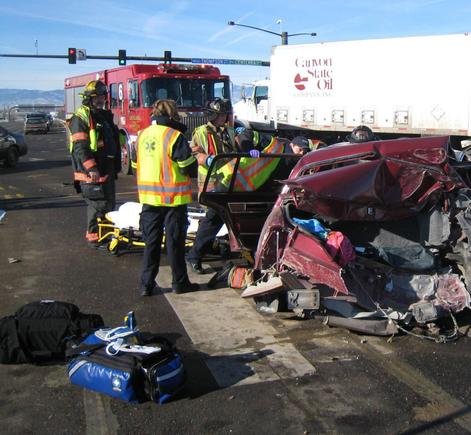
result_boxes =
[121,140,132,175]
[6,147,19,168]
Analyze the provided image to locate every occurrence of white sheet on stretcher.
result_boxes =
[106,202,143,230]
[106,202,228,237]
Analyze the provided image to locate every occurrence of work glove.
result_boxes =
[206,155,215,166]
[249,149,260,158]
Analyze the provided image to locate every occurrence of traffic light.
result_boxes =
[118,49,126,66]
[68,48,76,64]
[164,50,172,64]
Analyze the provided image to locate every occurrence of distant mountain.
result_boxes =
[0,89,63,108]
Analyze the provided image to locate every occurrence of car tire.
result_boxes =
[5,147,19,168]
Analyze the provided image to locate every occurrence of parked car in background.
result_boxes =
[0,125,28,167]
[25,112,52,132]
[24,116,49,135]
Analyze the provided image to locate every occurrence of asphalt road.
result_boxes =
[0,120,470,435]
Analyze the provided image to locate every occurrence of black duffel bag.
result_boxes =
[0,300,104,364]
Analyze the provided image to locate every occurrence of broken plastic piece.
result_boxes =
[411,301,438,323]
[292,217,329,239]
[241,276,283,298]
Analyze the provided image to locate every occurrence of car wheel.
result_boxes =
[5,147,19,168]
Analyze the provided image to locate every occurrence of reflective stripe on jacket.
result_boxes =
[193,124,235,192]
[220,137,284,192]
[68,105,98,153]
[137,125,192,206]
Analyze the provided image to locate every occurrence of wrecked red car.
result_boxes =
[200,136,471,336]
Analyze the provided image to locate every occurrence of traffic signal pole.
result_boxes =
[0,52,270,67]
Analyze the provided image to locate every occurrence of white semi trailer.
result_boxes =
[236,33,471,146]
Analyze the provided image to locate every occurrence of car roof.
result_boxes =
[26,112,48,117]
[26,117,47,122]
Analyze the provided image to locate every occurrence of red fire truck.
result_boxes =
[64,63,231,174]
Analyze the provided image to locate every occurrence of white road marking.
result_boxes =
[83,390,119,435]
[163,281,316,388]
[356,340,471,431]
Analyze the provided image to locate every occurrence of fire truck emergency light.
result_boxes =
[68,48,76,64]
[118,49,126,66]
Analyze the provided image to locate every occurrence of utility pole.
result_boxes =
[228,21,316,45]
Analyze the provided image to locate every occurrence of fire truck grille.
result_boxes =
[181,113,210,140]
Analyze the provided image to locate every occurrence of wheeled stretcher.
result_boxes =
[97,202,228,256]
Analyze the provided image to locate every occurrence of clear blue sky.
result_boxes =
[0,0,470,90]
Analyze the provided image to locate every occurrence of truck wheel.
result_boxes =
[5,147,19,167]
[121,141,132,175]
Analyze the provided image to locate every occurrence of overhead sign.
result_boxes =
[77,49,87,61]
[191,58,268,66]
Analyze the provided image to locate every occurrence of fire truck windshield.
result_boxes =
[141,78,229,109]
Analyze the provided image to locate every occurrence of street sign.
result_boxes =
[191,58,267,66]
[77,49,87,61]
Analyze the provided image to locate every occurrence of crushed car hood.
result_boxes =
[283,136,464,221]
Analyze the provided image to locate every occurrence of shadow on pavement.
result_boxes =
[0,159,71,173]
[400,406,471,434]
[183,348,274,399]
[0,195,84,211]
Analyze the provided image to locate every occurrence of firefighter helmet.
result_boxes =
[347,125,375,143]
[207,98,232,121]
[81,80,108,103]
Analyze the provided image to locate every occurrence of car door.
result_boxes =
[198,152,299,255]
[0,126,9,154]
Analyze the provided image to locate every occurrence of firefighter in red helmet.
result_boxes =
[67,80,122,248]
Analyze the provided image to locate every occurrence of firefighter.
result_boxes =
[221,131,322,192]
[67,80,121,248]
[347,125,376,143]
[289,136,313,155]
[219,128,286,192]
[137,99,199,296]
[186,98,239,274]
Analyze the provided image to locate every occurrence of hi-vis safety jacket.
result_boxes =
[137,125,194,207]
[191,123,236,192]
[220,137,285,192]
[67,105,122,183]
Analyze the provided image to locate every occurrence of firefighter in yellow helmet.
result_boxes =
[136,99,199,296]
[186,98,239,274]
[67,80,121,247]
